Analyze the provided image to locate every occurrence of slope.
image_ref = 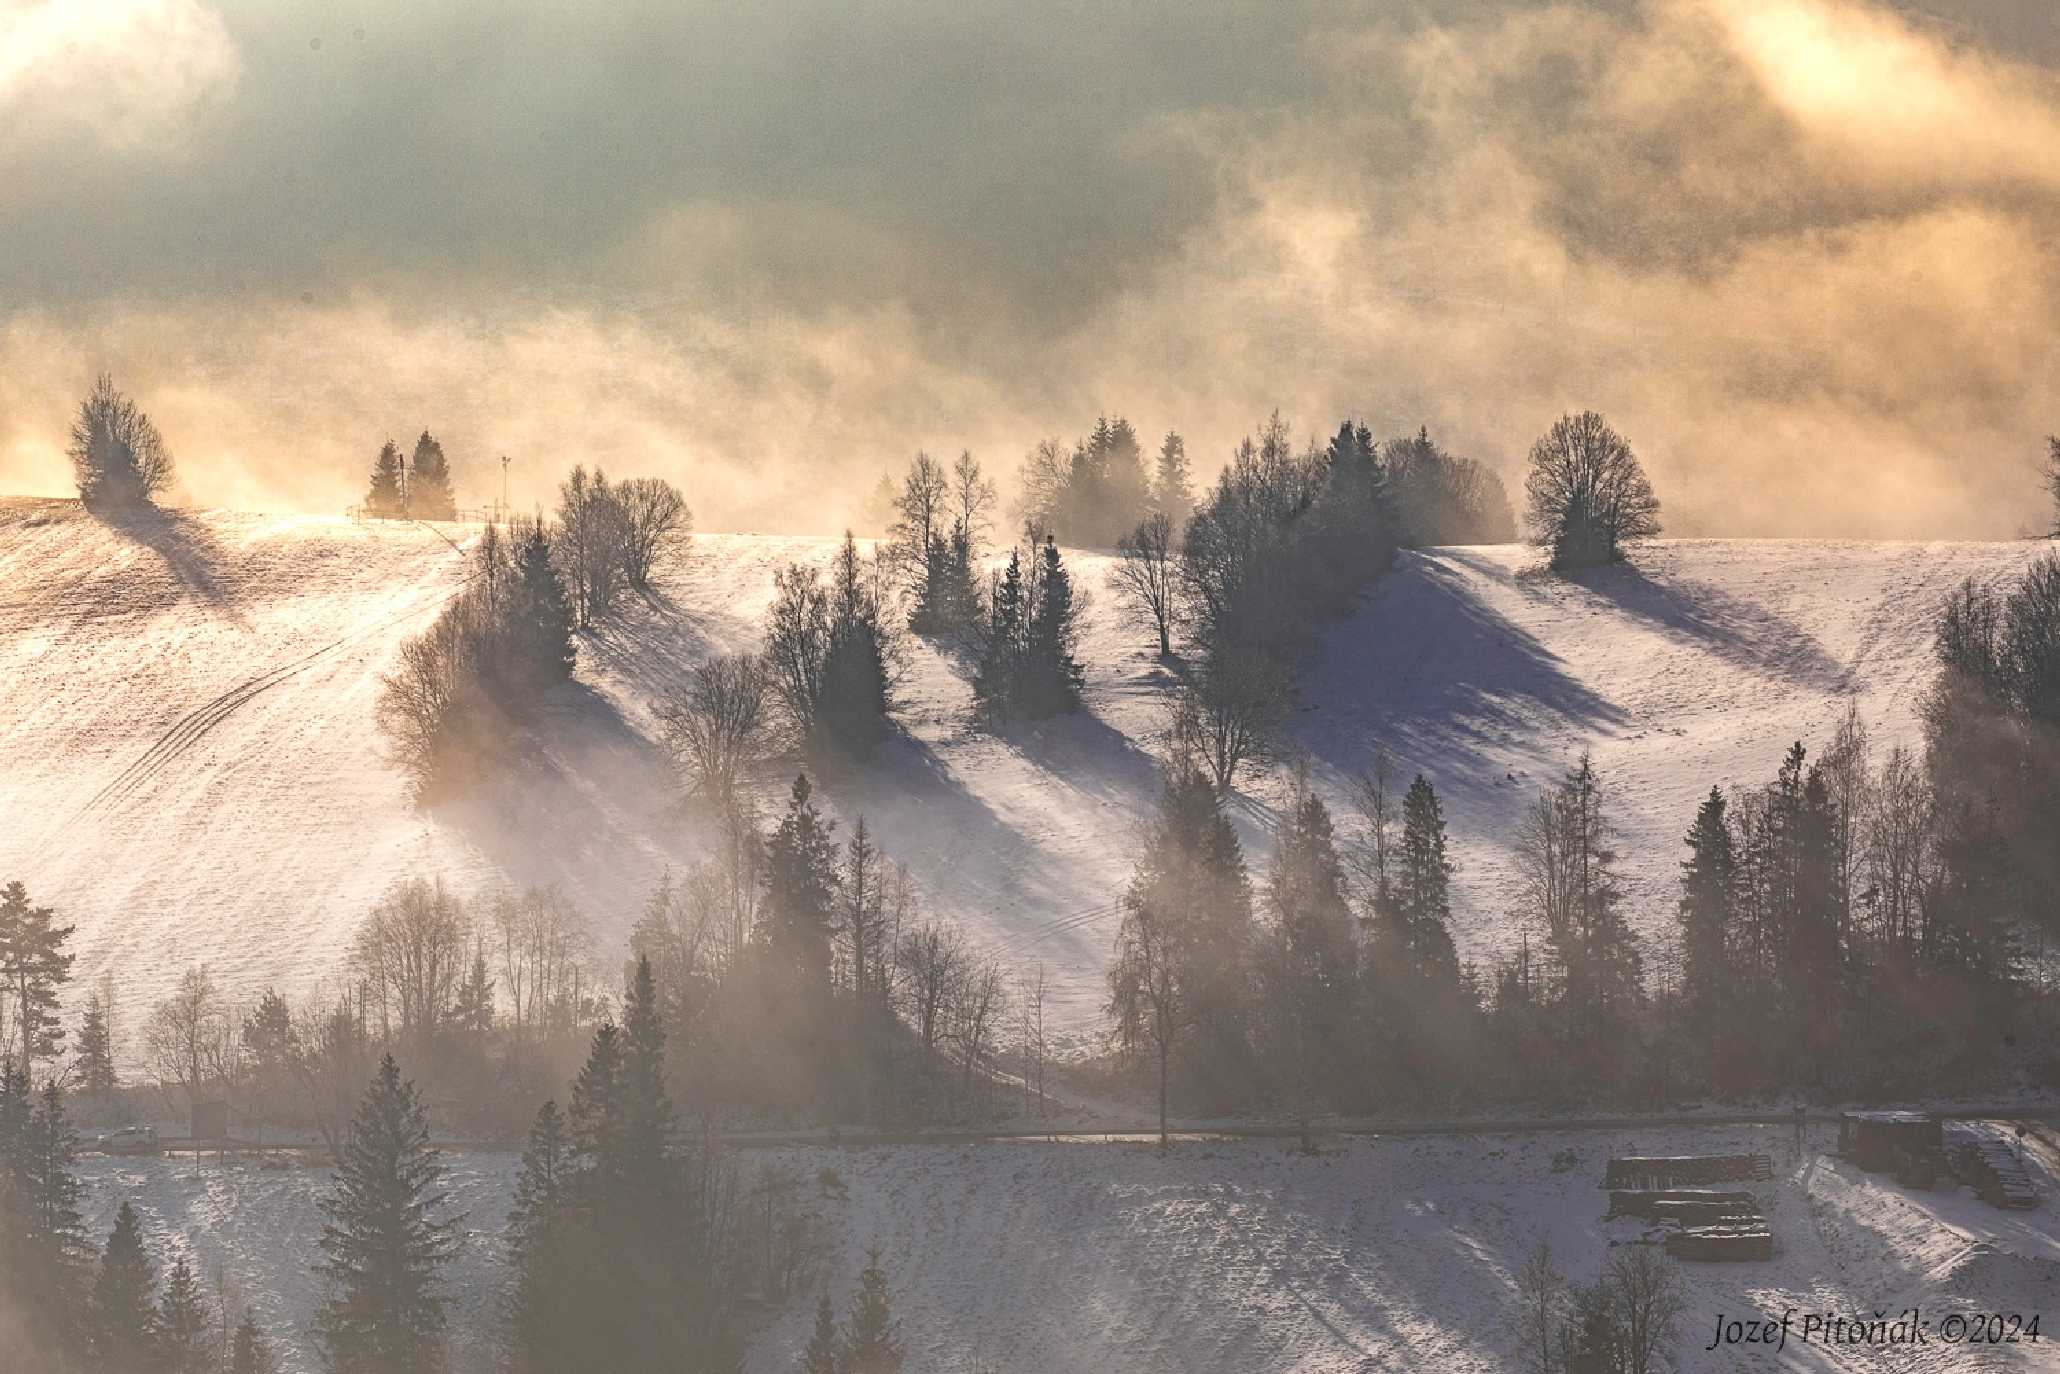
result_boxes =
[1,496,2047,1053]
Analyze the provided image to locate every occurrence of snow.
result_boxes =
[77,1123,2060,1372]
[3,496,2050,1056]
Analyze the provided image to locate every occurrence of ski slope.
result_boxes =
[1,496,2049,1052]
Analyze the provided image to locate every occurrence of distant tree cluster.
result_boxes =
[973,535,1085,724]
[1015,416,1161,548]
[362,432,457,520]
[765,536,902,764]
[68,376,175,510]
[376,518,576,801]
[1107,756,1477,1143]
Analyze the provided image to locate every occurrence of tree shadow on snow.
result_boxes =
[1469,549,1849,691]
[99,503,239,615]
[435,680,703,937]
[1296,551,1629,802]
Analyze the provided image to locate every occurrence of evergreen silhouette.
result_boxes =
[314,1056,459,1374]
[365,440,405,517]
[159,1253,210,1374]
[408,432,457,520]
[841,1246,904,1374]
[91,1201,159,1374]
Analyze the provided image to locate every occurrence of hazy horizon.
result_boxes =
[4,0,2059,537]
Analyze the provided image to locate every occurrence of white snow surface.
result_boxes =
[2,497,2050,1052]
[79,1124,2060,1373]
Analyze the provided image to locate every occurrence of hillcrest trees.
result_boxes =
[68,375,174,510]
[1522,412,1660,570]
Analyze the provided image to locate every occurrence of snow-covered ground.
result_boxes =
[2,496,2049,1051]
[79,1123,2060,1373]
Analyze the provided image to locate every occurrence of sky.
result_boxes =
[1,0,2057,536]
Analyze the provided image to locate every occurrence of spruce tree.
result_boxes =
[509,520,577,695]
[1021,536,1085,717]
[801,1289,843,1374]
[77,997,118,1097]
[841,1246,904,1374]
[507,1101,577,1374]
[762,774,841,993]
[1391,775,1460,982]
[229,1308,276,1374]
[819,533,893,758]
[1153,430,1194,532]
[1677,788,1737,1042]
[366,440,405,517]
[11,1080,91,1353]
[159,1253,210,1374]
[1261,784,1358,1137]
[408,432,457,520]
[92,1201,159,1374]
[314,1056,459,1374]
[973,549,1027,724]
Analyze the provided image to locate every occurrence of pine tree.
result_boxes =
[408,432,457,520]
[801,1288,843,1374]
[366,440,405,517]
[159,1253,211,1374]
[92,1201,159,1374]
[0,880,77,1076]
[314,1056,459,1374]
[229,1308,276,1374]
[841,1246,904,1374]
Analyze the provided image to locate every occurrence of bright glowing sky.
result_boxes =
[2,0,2056,535]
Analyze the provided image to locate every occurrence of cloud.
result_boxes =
[0,0,2055,537]
[0,0,239,158]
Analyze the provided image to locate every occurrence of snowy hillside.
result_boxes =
[1,497,2048,1049]
[79,1123,2060,1374]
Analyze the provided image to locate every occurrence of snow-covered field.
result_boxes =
[79,1123,2060,1373]
[2,496,2050,1048]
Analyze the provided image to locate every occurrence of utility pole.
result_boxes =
[398,450,408,518]
[500,454,510,521]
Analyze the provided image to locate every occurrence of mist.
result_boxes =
[3,0,2057,535]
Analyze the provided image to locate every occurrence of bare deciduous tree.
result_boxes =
[145,965,233,1104]
[764,562,832,742]
[352,877,470,1069]
[68,374,174,508]
[614,476,693,591]
[1169,647,1289,794]
[658,653,770,806]
[894,920,968,1057]
[1113,511,1182,657]
[1523,411,1661,570]
[950,958,1008,1105]
[1604,1246,1685,1374]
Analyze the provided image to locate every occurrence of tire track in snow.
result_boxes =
[75,533,476,820]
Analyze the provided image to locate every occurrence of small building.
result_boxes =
[190,1100,230,1141]
[1837,1110,1943,1183]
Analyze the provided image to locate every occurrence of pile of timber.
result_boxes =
[1607,1189,1758,1224]
[1944,1124,2039,1210]
[1665,1226,1773,1262]
[1603,1154,1774,1189]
